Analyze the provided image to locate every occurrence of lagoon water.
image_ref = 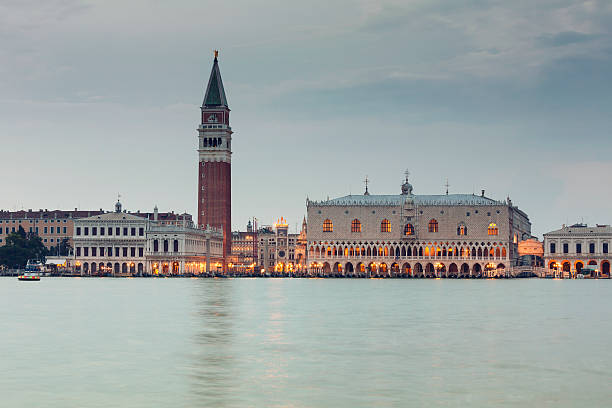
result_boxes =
[1,277,611,407]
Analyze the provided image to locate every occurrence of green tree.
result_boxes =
[0,226,48,268]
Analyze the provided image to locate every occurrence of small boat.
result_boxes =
[18,261,42,281]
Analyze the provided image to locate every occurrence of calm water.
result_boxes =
[1,278,611,407]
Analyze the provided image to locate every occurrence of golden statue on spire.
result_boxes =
[214,50,219,59]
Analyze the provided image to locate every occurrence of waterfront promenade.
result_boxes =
[0,266,593,279]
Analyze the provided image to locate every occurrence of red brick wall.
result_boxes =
[198,161,231,260]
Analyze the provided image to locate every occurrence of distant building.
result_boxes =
[306,173,531,276]
[543,223,611,276]
[72,201,223,276]
[0,208,104,250]
[231,220,258,272]
[258,218,305,274]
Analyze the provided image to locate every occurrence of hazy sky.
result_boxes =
[1,0,611,237]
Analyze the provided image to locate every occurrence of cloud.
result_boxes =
[538,31,599,47]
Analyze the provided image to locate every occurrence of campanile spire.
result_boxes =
[197,51,232,265]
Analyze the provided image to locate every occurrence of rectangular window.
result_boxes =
[29,227,33,233]
[84,227,89,236]
[76,247,81,256]
[92,247,97,257]
[576,243,582,254]
[50,227,54,234]
[139,228,144,236]
[63,227,67,234]
[138,247,143,257]
[108,247,113,257]
[589,243,595,254]
[100,228,105,236]
[130,247,135,257]
[116,227,120,236]
[604,243,609,254]
[123,227,128,236]
[108,227,113,236]
[131,227,136,236]
[122,247,128,257]
[115,247,120,257]
[92,227,97,236]
[84,247,89,257]
[563,243,568,253]
[35,227,38,234]
[99,247,105,256]
[550,243,556,254]
[44,227,48,234]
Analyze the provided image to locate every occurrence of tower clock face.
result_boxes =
[278,250,286,258]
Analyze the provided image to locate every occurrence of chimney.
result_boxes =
[481,190,485,197]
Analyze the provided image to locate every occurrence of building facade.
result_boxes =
[306,175,531,277]
[258,218,305,274]
[231,220,258,272]
[543,224,611,277]
[197,51,232,263]
[73,201,224,276]
[0,209,104,250]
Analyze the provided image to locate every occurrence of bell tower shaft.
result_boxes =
[197,52,232,263]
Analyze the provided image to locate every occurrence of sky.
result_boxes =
[1,0,611,237]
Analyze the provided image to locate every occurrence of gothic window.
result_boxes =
[323,219,333,233]
[203,139,208,147]
[457,223,467,236]
[381,219,391,233]
[404,223,414,236]
[487,223,498,236]
[351,219,361,233]
[428,219,438,233]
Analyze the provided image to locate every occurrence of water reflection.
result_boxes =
[189,280,236,407]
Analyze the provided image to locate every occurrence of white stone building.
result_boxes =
[306,174,531,277]
[73,201,224,276]
[543,223,611,277]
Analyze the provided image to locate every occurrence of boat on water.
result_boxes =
[18,261,42,281]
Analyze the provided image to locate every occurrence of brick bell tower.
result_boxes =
[197,50,232,264]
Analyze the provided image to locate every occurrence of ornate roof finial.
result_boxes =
[364,175,370,196]
[445,178,450,195]
[401,170,413,195]
[214,49,219,59]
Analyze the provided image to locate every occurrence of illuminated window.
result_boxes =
[488,223,498,236]
[457,224,467,236]
[428,219,438,233]
[323,219,333,233]
[404,223,414,236]
[351,219,361,233]
[380,219,391,233]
